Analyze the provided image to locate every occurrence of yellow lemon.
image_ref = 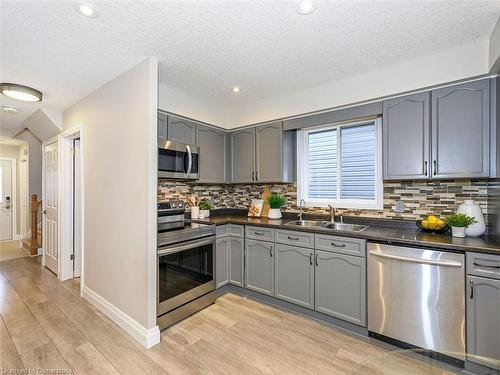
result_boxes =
[428,222,437,230]
[421,220,429,229]
[427,215,439,224]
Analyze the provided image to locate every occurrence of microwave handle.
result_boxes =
[185,145,193,176]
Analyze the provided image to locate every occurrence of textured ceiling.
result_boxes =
[1,0,500,136]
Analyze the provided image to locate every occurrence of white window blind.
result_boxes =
[298,118,382,209]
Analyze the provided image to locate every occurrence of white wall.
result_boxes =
[63,58,158,346]
[14,129,42,200]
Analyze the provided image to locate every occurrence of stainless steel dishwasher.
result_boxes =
[368,243,465,360]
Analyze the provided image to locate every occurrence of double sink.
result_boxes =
[285,220,369,232]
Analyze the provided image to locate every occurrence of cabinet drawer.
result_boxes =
[229,224,244,238]
[275,229,314,249]
[315,234,366,257]
[216,225,230,238]
[246,226,275,242]
[467,253,500,280]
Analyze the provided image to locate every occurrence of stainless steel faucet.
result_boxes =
[328,205,336,223]
[298,199,305,220]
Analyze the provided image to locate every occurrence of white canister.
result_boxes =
[191,206,200,219]
[457,200,486,237]
[267,208,282,219]
[200,209,210,218]
[451,226,466,238]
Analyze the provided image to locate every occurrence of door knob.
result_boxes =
[42,209,47,215]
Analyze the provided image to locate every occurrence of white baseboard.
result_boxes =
[81,285,160,348]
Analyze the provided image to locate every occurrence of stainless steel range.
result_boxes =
[157,200,216,330]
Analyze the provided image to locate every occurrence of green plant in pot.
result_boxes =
[267,193,287,219]
[199,200,212,218]
[444,213,477,238]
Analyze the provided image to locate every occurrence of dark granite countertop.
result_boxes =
[193,211,500,255]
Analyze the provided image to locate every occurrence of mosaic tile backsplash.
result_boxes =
[158,179,489,222]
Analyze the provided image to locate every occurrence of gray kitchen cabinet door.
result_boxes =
[158,112,168,141]
[216,238,229,288]
[245,239,274,295]
[431,79,490,178]
[229,237,244,287]
[314,250,366,326]
[467,275,500,369]
[167,115,198,145]
[256,122,283,182]
[231,128,256,183]
[197,125,227,183]
[274,244,314,309]
[383,92,430,179]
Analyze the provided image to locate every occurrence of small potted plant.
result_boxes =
[267,193,287,219]
[199,200,212,218]
[444,213,477,238]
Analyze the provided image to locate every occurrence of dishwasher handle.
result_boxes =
[369,250,463,268]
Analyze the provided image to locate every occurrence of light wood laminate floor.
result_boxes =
[0,256,458,375]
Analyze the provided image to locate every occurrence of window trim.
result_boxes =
[297,117,383,210]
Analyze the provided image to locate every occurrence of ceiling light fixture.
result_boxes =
[296,0,317,15]
[2,105,19,114]
[75,2,98,18]
[0,83,42,102]
[232,86,240,93]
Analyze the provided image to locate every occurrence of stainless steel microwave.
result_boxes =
[158,140,199,180]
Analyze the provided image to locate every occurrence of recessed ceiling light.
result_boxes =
[0,83,42,102]
[2,105,19,114]
[296,0,316,15]
[232,86,240,93]
[75,2,98,18]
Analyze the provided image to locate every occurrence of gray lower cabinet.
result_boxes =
[197,125,227,183]
[167,115,198,145]
[383,92,430,179]
[231,128,256,183]
[467,275,500,369]
[274,244,314,309]
[229,237,244,287]
[314,250,366,326]
[431,79,490,178]
[216,238,229,288]
[245,239,274,295]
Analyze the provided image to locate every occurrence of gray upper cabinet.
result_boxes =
[216,238,229,288]
[158,112,168,141]
[274,244,314,309]
[167,115,198,146]
[245,239,275,295]
[231,128,256,183]
[431,79,490,178]
[466,275,500,369]
[256,122,282,182]
[229,237,244,287]
[383,92,430,180]
[314,250,366,326]
[197,125,227,183]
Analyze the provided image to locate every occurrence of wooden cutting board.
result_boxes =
[261,185,271,218]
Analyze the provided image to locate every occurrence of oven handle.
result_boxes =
[158,237,214,256]
[185,145,193,176]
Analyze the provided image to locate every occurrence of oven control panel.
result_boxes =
[158,201,186,211]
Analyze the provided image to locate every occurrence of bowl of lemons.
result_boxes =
[416,215,450,233]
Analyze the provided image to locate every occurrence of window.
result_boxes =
[297,118,382,209]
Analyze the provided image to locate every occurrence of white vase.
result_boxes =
[200,209,210,218]
[268,208,282,219]
[191,206,199,219]
[451,226,466,238]
[457,200,486,237]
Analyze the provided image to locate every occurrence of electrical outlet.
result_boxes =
[394,200,405,213]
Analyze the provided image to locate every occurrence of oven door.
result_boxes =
[157,236,215,316]
[158,141,199,180]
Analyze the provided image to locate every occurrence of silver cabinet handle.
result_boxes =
[309,253,313,265]
[470,280,474,299]
[269,247,273,257]
[315,253,318,266]
[331,242,346,248]
[424,161,428,176]
[255,171,258,181]
[252,171,255,181]
[433,160,437,176]
[254,231,264,236]
[473,262,500,269]
[288,236,299,241]
[369,250,463,268]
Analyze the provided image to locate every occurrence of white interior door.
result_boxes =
[43,140,59,274]
[73,139,82,278]
[0,159,13,240]
[19,157,29,236]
